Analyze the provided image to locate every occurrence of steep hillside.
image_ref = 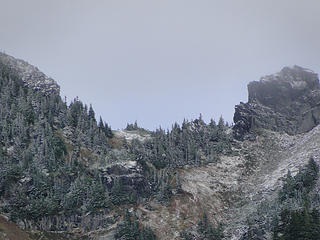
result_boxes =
[0,53,319,240]
[129,126,319,239]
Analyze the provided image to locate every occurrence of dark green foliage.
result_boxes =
[63,175,109,215]
[104,123,113,138]
[126,121,139,131]
[115,210,157,240]
[0,163,23,196]
[130,116,232,169]
[87,179,110,212]
[273,207,320,240]
[88,104,96,122]
[301,158,319,191]
[24,103,35,124]
[241,159,320,240]
[110,178,137,205]
[0,60,113,225]
[156,182,172,204]
[273,158,320,239]
[115,210,140,240]
[3,164,23,183]
[52,135,67,159]
[279,158,319,202]
[6,170,109,221]
[110,178,128,205]
[8,170,61,221]
[99,116,113,138]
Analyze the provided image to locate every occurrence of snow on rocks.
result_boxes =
[0,52,60,95]
[113,130,151,142]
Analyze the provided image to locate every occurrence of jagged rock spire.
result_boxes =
[233,66,320,140]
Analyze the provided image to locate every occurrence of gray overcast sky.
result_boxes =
[1,0,320,130]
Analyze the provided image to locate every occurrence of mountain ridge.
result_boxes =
[0,52,319,240]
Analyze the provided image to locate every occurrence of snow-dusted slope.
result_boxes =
[113,129,151,142]
[0,52,60,95]
[138,126,320,239]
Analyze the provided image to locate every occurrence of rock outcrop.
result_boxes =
[0,52,60,95]
[99,161,151,196]
[233,66,320,140]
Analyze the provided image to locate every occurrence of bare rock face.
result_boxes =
[233,66,320,140]
[0,52,60,95]
[99,161,151,196]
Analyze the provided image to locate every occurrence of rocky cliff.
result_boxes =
[233,66,320,140]
[0,52,60,95]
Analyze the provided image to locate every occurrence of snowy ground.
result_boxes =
[113,130,151,142]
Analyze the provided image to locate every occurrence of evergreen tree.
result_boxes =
[115,210,157,240]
